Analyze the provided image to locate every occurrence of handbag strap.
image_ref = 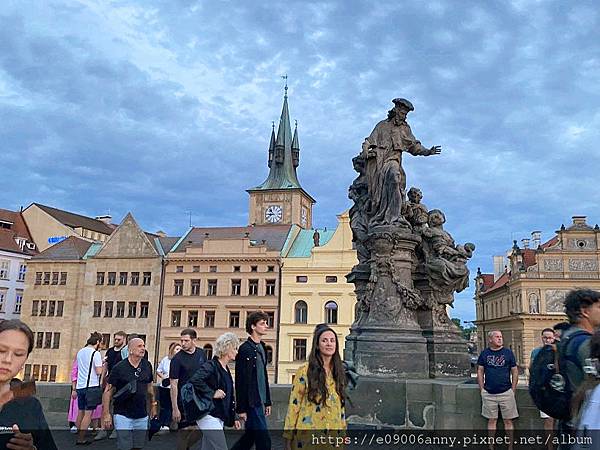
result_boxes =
[86,350,97,388]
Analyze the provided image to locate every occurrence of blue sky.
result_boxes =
[1,0,599,323]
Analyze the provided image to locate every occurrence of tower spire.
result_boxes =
[292,120,300,168]
[267,121,276,168]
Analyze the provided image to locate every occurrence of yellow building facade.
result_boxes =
[474,215,600,373]
[277,212,357,383]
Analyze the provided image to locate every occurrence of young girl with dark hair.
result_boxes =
[0,319,57,450]
[283,324,347,450]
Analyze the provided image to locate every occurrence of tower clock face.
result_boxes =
[265,205,283,223]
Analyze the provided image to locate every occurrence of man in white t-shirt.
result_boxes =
[75,332,104,445]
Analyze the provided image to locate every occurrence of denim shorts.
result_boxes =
[113,415,148,450]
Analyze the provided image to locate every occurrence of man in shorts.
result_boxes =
[477,330,519,447]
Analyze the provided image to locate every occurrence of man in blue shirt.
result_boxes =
[477,330,519,443]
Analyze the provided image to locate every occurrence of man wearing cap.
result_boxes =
[362,98,441,227]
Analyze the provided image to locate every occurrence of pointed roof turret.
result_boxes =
[291,120,300,168]
[250,86,302,190]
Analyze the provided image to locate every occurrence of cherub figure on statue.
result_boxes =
[404,187,429,232]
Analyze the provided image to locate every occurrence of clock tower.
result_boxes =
[247,86,315,228]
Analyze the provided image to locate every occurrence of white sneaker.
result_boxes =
[158,426,170,435]
[70,426,77,434]
[109,430,117,439]
[94,430,108,441]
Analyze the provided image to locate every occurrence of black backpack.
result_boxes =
[528,329,590,420]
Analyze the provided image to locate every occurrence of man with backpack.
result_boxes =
[529,328,556,446]
[477,330,519,445]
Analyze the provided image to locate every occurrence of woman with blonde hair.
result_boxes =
[283,324,347,450]
[188,332,241,450]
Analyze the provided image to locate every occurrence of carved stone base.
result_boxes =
[344,327,429,378]
[427,328,471,378]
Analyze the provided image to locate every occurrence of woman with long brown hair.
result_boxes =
[283,324,347,450]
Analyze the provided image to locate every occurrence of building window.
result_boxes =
[13,293,22,314]
[57,301,64,317]
[140,302,149,318]
[128,302,137,318]
[193,266,200,273]
[174,279,184,296]
[43,272,50,285]
[190,279,201,296]
[107,272,116,285]
[96,272,105,285]
[32,300,39,316]
[40,365,49,381]
[59,272,67,285]
[32,365,40,381]
[209,266,217,273]
[266,345,273,364]
[293,339,307,361]
[296,276,308,283]
[251,266,258,272]
[52,332,60,349]
[325,301,338,324]
[142,272,151,286]
[204,310,215,328]
[48,300,55,316]
[267,265,275,272]
[248,279,259,296]
[203,344,213,360]
[0,260,10,279]
[51,272,58,285]
[39,301,47,316]
[44,332,52,349]
[35,332,43,349]
[18,264,26,282]
[325,276,338,283]
[0,289,6,312]
[35,272,42,285]
[294,301,308,324]
[116,302,125,318]
[207,279,217,296]
[24,364,31,380]
[130,272,139,285]
[93,301,102,317]
[104,301,113,318]
[176,266,184,273]
[119,272,128,285]
[49,365,57,383]
[231,279,241,296]
[266,311,275,328]
[265,279,276,296]
[233,266,241,272]
[229,311,240,328]
[171,310,181,327]
[188,310,198,327]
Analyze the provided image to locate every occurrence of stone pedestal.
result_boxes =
[345,227,429,378]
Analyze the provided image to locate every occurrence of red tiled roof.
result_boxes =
[33,203,115,235]
[522,248,537,269]
[0,208,33,242]
[480,274,495,290]
[0,230,25,254]
[541,235,559,249]
[482,272,510,295]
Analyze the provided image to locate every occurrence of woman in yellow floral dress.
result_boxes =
[283,324,347,450]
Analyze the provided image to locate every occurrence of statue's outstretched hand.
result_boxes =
[429,145,442,155]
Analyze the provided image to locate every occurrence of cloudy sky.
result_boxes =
[1,0,599,322]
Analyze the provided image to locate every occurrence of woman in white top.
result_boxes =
[572,330,600,450]
[156,342,181,431]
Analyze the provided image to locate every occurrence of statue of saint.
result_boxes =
[362,98,441,228]
[348,154,370,264]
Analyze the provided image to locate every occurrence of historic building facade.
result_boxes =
[474,215,600,372]
[159,89,315,382]
[0,208,37,320]
[20,214,174,382]
[277,211,357,383]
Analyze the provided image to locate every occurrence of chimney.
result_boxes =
[572,215,587,225]
[493,255,504,282]
[155,230,167,238]
[531,231,541,248]
[95,215,112,225]
[521,238,530,249]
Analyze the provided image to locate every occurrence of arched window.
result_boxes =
[203,344,213,360]
[265,345,273,365]
[325,301,338,324]
[294,301,308,324]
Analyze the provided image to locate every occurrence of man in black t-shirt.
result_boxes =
[102,337,157,450]
[105,331,126,378]
[170,328,206,450]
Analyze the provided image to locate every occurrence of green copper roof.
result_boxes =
[83,242,103,259]
[251,93,302,190]
[286,228,335,258]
